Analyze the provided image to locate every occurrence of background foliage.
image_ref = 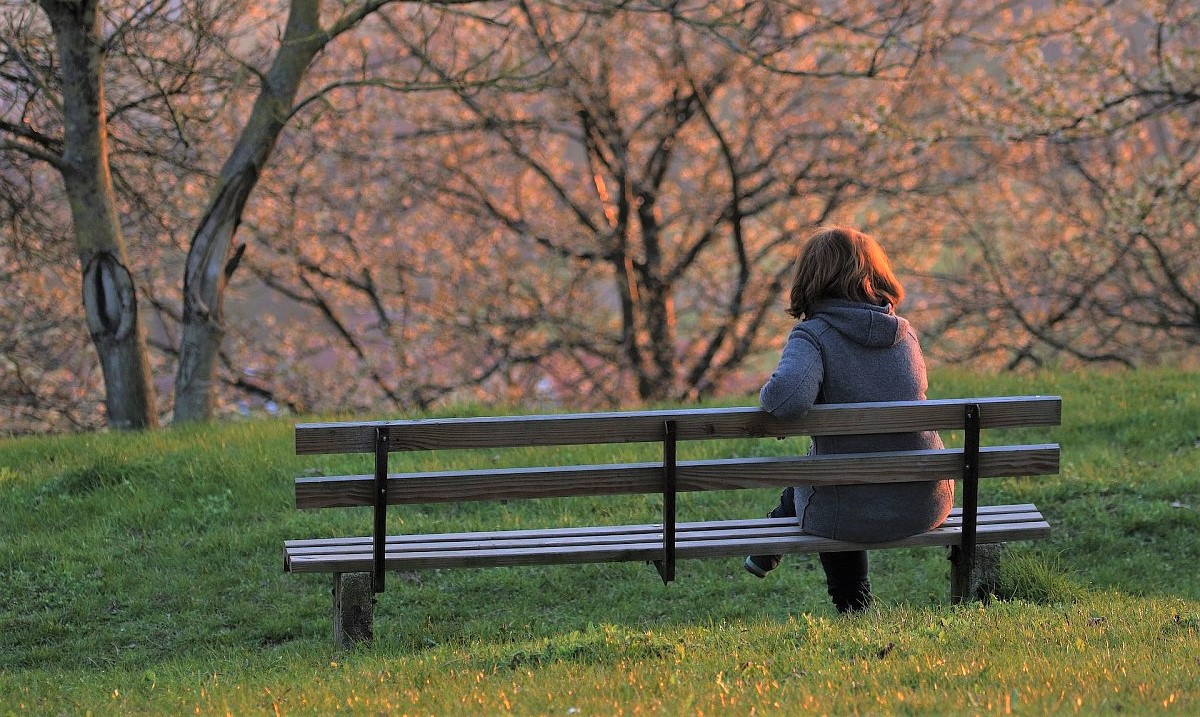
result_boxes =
[2,0,1198,433]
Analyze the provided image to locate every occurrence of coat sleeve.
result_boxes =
[759,324,823,420]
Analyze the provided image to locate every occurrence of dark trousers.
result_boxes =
[769,487,873,613]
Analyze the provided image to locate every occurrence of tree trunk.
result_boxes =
[643,283,677,401]
[42,0,158,430]
[173,0,326,423]
[636,195,676,402]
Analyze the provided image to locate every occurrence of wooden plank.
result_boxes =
[295,396,1062,455]
[288,541,662,572]
[285,511,1046,561]
[674,521,1052,560]
[284,503,1042,551]
[285,519,1050,573]
[285,506,1047,566]
[295,445,1059,508]
[284,503,1041,550]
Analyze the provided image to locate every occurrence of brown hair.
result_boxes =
[787,226,904,319]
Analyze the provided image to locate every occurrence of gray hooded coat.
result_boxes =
[759,299,954,542]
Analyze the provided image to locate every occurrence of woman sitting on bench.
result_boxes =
[746,226,955,614]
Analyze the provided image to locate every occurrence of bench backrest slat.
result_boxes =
[295,396,1061,455]
[296,444,1060,509]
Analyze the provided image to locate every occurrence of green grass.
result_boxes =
[1,368,1198,715]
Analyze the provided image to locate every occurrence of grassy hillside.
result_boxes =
[1,369,1197,715]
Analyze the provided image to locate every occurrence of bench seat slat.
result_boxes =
[676,521,1051,560]
[296,396,1061,455]
[296,445,1060,508]
[285,506,1049,573]
[285,507,1043,552]
[283,504,1040,549]
[287,520,1051,572]
[286,512,1047,558]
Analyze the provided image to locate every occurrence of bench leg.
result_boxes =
[949,543,1004,603]
[333,572,374,649]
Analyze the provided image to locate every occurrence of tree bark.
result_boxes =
[41,0,158,430]
[173,0,327,423]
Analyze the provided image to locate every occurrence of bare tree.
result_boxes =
[366,1,978,403]
[172,0,441,422]
[4,1,162,428]
[193,0,1000,413]
[1,0,521,428]
[915,0,1199,368]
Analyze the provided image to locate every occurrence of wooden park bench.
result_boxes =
[284,396,1060,648]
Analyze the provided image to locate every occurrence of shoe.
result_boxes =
[834,592,873,614]
[830,582,873,613]
[746,489,793,578]
[744,554,781,578]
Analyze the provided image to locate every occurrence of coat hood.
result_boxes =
[809,300,907,348]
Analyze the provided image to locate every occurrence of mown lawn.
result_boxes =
[1,369,1197,715]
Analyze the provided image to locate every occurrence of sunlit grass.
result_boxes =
[1,368,1197,715]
